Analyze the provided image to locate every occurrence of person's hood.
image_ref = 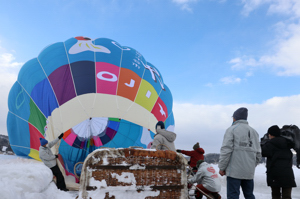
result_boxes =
[232,119,248,126]
[39,144,48,148]
[195,148,204,154]
[156,128,176,142]
[269,136,290,149]
[198,161,208,168]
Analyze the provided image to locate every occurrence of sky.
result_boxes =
[0,0,300,153]
[1,154,300,199]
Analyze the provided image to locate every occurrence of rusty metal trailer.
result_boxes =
[78,148,188,199]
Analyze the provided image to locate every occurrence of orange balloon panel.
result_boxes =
[117,68,142,101]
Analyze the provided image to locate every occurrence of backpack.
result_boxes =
[281,125,300,168]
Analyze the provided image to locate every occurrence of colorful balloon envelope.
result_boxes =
[7,36,175,180]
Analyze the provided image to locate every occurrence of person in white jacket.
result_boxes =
[151,121,176,151]
[39,133,68,191]
[218,107,261,199]
[188,160,221,199]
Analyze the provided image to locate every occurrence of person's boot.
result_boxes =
[195,190,203,199]
[211,192,221,199]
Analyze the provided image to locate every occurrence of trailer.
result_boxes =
[78,148,188,199]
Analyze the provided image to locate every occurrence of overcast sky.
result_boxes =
[1,0,300,153]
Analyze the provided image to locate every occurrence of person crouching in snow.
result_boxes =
[188,160,221,199]
[151,121,176,151]
[39,133,68,191]
[176,142,205,174]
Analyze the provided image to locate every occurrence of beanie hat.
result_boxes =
[40,138,48,146]
[196,160,204,168]
[155,121,165,130]
[193,142,200,150]
[233,107,248,120]
[268,125,280,137]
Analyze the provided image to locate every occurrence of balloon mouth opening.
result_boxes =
[72,117,109,140]
[61,117,120,148]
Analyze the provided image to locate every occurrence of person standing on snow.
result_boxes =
[218,107,261,199]
[176,142,205,173]
[188,160,222,199]
[261,125,296,199]
[151,121,176,151]
[39,133,68,191]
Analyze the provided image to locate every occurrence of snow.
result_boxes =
[86,176,160,199]
[216,164,300,199]
[0,155,77,199]
[1,154,300,199]
[2,146,7,151]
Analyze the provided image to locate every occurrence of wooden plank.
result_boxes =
[150,185,184,190]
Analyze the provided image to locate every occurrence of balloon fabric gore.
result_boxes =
[7,36,175,181]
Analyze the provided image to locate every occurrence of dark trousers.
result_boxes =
[50,165,67,190]
[227,176,255,199]
[271,187,292,199]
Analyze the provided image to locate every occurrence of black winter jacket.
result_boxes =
[261,137,296,188]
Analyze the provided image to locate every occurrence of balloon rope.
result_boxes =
[58,139,90,154]
[63,42,77,96]
[119,102,134,119]
[91,41,97,117]
[115,47,124,119]
[77,98,90,118]
[8,111,44,138]
[10,144,33,150]
[90,94,97,116]
[106,120,121,148]
[53,127,63,155]
[16,81,47,119]
[37,57,60,114]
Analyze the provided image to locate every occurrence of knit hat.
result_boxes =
[196,160,204,168]
[155,121,165,130]
[193,142,200,150]
[40,138,48,146]
[268,125,280,137]
[233,107,248,120]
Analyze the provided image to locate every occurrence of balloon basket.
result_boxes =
[78,148,188,199]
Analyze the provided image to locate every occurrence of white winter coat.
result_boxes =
[39,138,60,168]
[188,162,221,192]
[151,128,176,151]
[218,120,261,179]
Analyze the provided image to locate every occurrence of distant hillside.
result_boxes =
[204,153,265,164]
[204,153,220,164]
[0,135,298,166]
[0,135,14,154]
[204,152,298,166]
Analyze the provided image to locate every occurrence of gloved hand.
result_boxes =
[58,133,64,139]
[55,155,58,158]
[187,183,192,189]
[176,149,181,153]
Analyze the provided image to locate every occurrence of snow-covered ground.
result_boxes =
[0,154,300,199]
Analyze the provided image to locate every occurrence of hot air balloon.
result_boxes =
[7,36,175,183]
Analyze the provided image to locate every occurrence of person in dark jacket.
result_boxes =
[261,125,296,199]
[39,133,68,191]
[177,142,205,174]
